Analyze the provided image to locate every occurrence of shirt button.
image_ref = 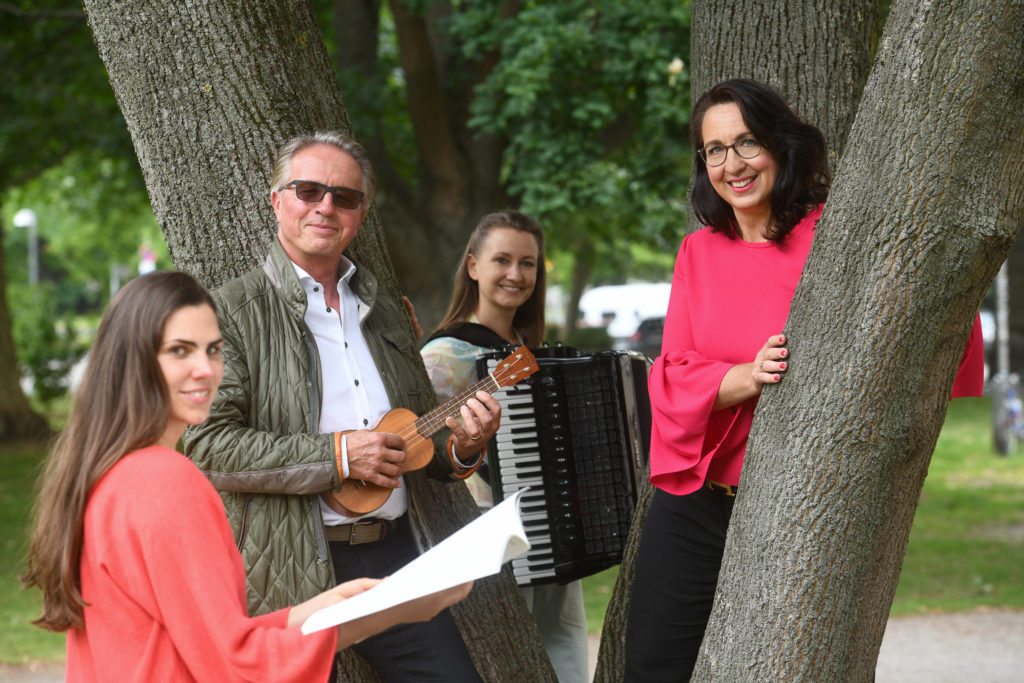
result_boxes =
[363,419,369,426]
[344,342,348,348]
[326,307,332,313]
[313,286,319,292]
[354,379,360,386]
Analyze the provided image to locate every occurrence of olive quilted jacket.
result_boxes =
[184,240,463,615]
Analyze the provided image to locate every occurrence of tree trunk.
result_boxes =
[332,0,513,332]
[596,1,878,677]
[564,244,593,337]
[695,1,1024,680]
[82,1,553,680]
[0,216,50,443]
[591,476,652,682]
[691,0,879,169]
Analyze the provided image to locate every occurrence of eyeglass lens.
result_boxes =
[701,138,761,167]
[291,181,363,209]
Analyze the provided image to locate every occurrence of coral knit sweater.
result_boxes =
[648,206,984,496]
[67,445,337,682]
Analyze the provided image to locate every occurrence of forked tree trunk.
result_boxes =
[595,0,878,678]
[598,0,1024,680]
[696,1,1024,680]
[1006,237,1024,376]
[82,1,553,680]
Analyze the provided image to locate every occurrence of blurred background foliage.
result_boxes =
[2,0,689,410]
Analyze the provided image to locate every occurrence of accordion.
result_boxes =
[476,346,651,586]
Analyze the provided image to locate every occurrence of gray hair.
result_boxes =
[269,131,375,207]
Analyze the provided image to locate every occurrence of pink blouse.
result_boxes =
[648,206,983,496]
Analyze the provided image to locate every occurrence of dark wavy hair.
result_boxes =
[690,79,830,243]
[433,210,546,346]
[22,271,216,631]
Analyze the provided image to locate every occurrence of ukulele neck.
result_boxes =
[414,375,500,438]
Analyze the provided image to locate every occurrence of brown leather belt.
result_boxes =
[705,480,738,497]
[324,518,398,545]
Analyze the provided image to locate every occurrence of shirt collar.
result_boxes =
[289,255,357,290]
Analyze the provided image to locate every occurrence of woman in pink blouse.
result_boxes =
[623,79,983,681]
[22,271,470,683]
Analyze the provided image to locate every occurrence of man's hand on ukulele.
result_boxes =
[446,390,501,459]
[345,430,407,488]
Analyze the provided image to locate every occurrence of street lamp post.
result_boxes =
[12,208,39,285]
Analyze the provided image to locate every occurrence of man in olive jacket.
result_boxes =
[185,132,500,682]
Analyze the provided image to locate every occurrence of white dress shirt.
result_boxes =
[291,258,408,524]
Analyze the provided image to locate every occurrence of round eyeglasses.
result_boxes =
[698,138,763,167]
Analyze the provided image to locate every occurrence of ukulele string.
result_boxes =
[399,376,499,443]
[394,354,534,444]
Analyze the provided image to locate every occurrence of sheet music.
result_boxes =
[301,488,531,634]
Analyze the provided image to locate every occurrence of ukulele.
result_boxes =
[322,345,539,516]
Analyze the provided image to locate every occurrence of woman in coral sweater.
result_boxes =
[22,270,470,683]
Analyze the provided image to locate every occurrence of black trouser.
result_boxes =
[327,516,482,683]
[624,485,735,682]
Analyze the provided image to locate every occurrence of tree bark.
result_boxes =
[695,1,1024,680]
[82,1,553,680]
[591,476,653,683]
[0,216,50,443]
[691,0,879,169]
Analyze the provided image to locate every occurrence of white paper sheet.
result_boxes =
[301,488,531,634]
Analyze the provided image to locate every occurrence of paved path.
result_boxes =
[586,610,1024,682]
[4,611,1023,681]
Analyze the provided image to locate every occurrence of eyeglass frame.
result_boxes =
[697,137,763,167]
[281,180,365,209]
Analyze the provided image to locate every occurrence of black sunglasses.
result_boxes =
[282,180,364,210]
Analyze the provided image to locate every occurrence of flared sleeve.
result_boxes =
[951,313,984,398]
[647,236,749,495]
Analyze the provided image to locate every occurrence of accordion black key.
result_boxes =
[476,346,651,586]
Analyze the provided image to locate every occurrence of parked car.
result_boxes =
[577,283,672,339]
[627,316,665,360]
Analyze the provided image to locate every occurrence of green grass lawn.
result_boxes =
[0,442,65,664]
[2,396,1022,663]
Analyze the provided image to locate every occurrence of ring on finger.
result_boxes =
[469,433,481,441]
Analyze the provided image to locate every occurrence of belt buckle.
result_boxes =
[349,520,385,545]
[708,480,737,497]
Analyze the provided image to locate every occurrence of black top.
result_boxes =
[424,322,517,349]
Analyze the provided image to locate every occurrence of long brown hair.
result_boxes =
[21,271,216,632]
[434,210,547,346]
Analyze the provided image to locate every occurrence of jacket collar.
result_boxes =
[262,240,379,321]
